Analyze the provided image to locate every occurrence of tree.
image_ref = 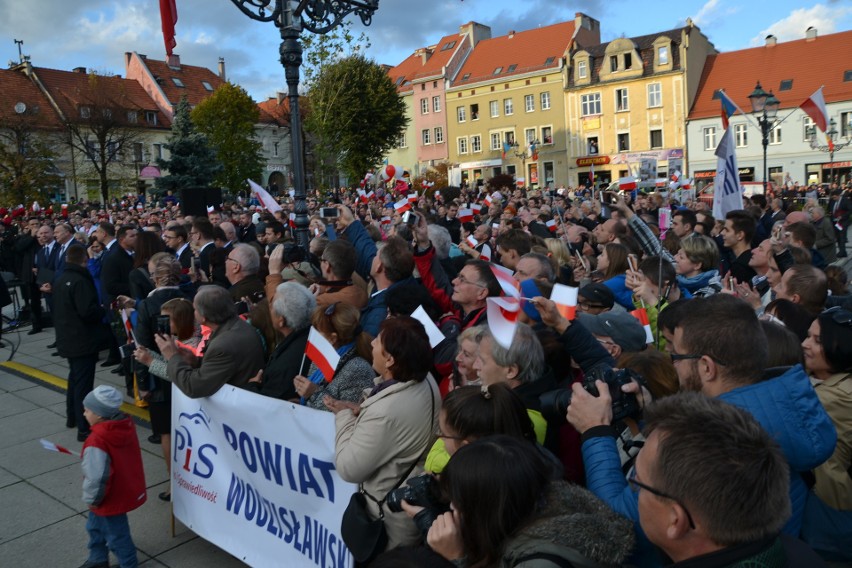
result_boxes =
[304,54,407,184]
[191,83,263,195]
[154,96,220,196]
[65,72,144,205]
[0,113,62,205]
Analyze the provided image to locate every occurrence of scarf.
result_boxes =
[677,269,721,295]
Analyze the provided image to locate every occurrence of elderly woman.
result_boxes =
[293,302,374,410]
[801,307,852,561]
[246,281,316,401]
[326,316,440,555]
[674,234,722,297]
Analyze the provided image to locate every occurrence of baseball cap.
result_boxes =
[578,283,615,310]
[576,311,646,352]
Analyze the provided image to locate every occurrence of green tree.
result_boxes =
[304,54,407,183]
[191,83,263,194]
[155,96,220,196]
[0,115,61,205]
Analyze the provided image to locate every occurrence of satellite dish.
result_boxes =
[14,102,26,114]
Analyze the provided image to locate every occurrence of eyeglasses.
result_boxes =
[824,306,852,327]
[225,256,241,267]
[628,467,696,529]
[434,425,463,441]
[325,302,338,317]
[669,352,702,362]
[456,273,487,288]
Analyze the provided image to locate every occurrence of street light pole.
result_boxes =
[227,0,380,250]
[809,117,852,185]
[747,82,780,195]
[512,140,538,188]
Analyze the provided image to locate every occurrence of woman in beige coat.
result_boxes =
[324,316,441,552]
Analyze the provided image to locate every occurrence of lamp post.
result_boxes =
[808,117,852,186]
[747,82,780,195]
[512,140,538,188]
[227,0,380,250]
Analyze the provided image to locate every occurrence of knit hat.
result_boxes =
[83,385,123,419]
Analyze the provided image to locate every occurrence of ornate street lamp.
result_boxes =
[511,140,538,188]
[808,117,852,185]
[228,0,380,250]
[748,81,780,195]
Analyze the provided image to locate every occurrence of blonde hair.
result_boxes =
[680,235,719,272]
[150,252,181,286]
[544,238,572,269]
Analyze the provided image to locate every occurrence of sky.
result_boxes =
[1,0,850,103]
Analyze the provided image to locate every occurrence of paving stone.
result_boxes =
[0,407,67,450]
[0,481,77,544]
[0,465,20,489]
[0,391,38,418]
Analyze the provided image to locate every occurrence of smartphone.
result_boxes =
[190,256,197,274]
[402,210,419,226]
[627,254,638,273]
[575,249,589,272]
[320,207,339,218]
[728,276,736,292]
[156,314,171,335]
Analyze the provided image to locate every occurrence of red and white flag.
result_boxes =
[490,264,520,298]
[407,192,419,203]
[458,208,474,223]
[288,213,296,229]
[545,219,557,233]
[631,308,654,343]
[479,244,492,262]
[40,438,75,456]
[358,189,368,203]
[800,87,829,133]
[380,216,392,226]
[434,190,442,202]
[486,296,521,348]
[681,178,692,190]
[619,177,637,191]
[483,194,493,207]
[159,0,178,57]
[470,203,482,215]
[248,179,282,213]
[305,327,340,382]
[466,235,479,248]
[393,198,411,214]
[551,284,578,321]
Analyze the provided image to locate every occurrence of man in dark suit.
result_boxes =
[191,218,216,278]
[34,224,58,316]
[40,223,84,298]
[14,219,44,334]
[830,189,850,258]
[163,225,192,270]
[98,224,136,378]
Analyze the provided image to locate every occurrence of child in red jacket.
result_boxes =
[79,385,147,568]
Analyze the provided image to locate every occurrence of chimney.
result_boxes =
[167,53,180,68]
[508,30,515,39]
[218,57,226,81]
[416,47,433,65]
[73,66,87,74]
[806,27,817,41]
[765,34,777,46]
[139,54,147,60]
[277,92,285,105]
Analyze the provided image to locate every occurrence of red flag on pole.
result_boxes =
[305,327,340,382]
[159,0,178,57]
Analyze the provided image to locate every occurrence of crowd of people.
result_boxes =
[3,177,851,568]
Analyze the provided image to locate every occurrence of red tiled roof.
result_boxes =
[139,57,225,107]
[453,21,576,86]
[387,51,426,94]
[257,96,300,126]
[33,67,170,128]
[0,67,64,129]
[689,30,852,120]
[410,33,465,81]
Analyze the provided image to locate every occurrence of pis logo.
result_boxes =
[174,408,218,479]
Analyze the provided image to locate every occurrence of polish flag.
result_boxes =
[206,205,215,213]
[458,208,474,223]
[40,439,75,456]
[486,296,521,348]
[393,198,411,213]
[358,189,368,203]
[288,213,296,229]
[483,194,493,207]
[631,308,654,343]
[681,178,692,190]
[551,284,578,320]
[480,244,492,262]
[248,179,282,213]
[466,235,479,248]
[545,219,557,233]
[305,327,340,382]
[490,264,520,298]
[618,177,637,191]
[471,203,482,215]
[408,192,419,203]
[381,216,392,225]
[434,190,442,201]
[800,87,829,133]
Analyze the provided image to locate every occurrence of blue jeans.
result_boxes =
[86,511,138,568]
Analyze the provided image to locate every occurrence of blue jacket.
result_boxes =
[360,277,416,337]
[340,219,377,284]
[603,274,635,310]
[582,365,836,566]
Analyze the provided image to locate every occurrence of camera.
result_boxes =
[385,474,449,533]
[539,367,645,424]
[320,207,339,218]
[156,315,171,335]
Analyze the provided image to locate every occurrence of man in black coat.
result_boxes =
[98,224,136,382]
[14,219,43,333]
[54,245,106,441]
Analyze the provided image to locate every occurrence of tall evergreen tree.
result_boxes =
[155,96,220,196]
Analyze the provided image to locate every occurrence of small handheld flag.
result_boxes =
[305,327,340,382]
[486,297,521,348]
[550,284,578,320]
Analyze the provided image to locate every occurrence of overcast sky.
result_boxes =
[1,0,849,102]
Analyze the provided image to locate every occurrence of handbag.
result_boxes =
[341,379,436,564]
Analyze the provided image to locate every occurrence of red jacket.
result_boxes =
[81,416,147,516]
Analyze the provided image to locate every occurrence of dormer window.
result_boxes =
[202,81,214,91]
[493,67,503,75]
[624,53,632,69]
[578,60,587,79]
[610,56,618,72]
[145,111,157,125]
[80,106,91,119]
[172,77,185,88]
[658,46,669,65]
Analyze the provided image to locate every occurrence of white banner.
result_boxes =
[171,385,356,567]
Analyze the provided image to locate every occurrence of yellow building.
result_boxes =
[565,21,715,188]
[446,14,601,189]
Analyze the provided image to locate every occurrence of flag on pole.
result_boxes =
[407,191,419,203]
[490,264,520,298]
[458,208,474,223]
[159,0,178,57]
[288,213,296,229]
[393,198,411,214]
[247,179,282,213]
[434,190,442,202]
[800,86,829,133]
[712,127,743,219]
[619,177,637,191]
[589,162,595,186]
[718,89,741,130]
[486,297,521,348]
[305,327,340,382]
[502,142,511,160]
[529,141,538,161]
[40,439,75,456]
[479,244,492,262]
[551,284,578,320]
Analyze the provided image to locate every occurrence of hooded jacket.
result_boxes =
[81,415,147,516]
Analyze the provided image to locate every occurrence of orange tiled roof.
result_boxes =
[387,51,426,94]
[453,21,576,86]
[689,30,852,120]
[0,67,64,129]
[410,33,465,81]
[34,66,170,128]
[139,57,225,107]
[257,96,299,126]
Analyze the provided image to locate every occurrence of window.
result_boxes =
[658,46,669,65]
[504,98,513,115]
[457,106,466,123]
[610,55,619,72]
[490,133,502,150]
[524,94,535,112]
[769,126,782,145]
[490,100,499,117]
[442,40,456,51]
[470,103,479,120]
[422,129,431,145]
[471,135,481,153]
[127,111,138,123]
[433,96,441,113]
[624,53,632,69]
[145,111,157,125]
[101,108,112,119]
[779,79,793,91]
[504,131,515,145]
[587,137,599,155]
[650,129,663,149]
[542,126,553,145]
[172,77,185,87]
[842,112,852,138]
[80,106,91,119]
[507,64,517,73]
[421,98,429,114]
[703,127,717,150]
[434,126,444,144]
[803,117,815,141]
[202,81,213,91]
[525,128,536,144]
[133,142,144,163]
[545,57,555,66]
[153,143,163,160]
[617,133,630,152]
[615,88,629,112]
[578,60,587,79]
[735,124,748,147]
[581,93,601,116]
[462,73,471,81]
[458,137,468,154]
[493,67,503,75]
[273,141,279,157]
[647,83,662,107]
[540,92,551,110]
[396,132,407,148]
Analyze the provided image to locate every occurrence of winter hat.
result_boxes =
[83,385,123,419]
